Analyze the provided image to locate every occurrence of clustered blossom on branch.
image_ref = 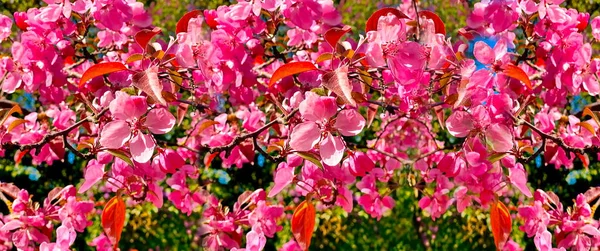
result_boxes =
[1,0,600,250]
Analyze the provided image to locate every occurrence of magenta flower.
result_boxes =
[289,92,365,166]
[0,14,12,42]
[99,91,175,163]
[446,105,514,152]
[365,13,426,85]
[592,16,600,41]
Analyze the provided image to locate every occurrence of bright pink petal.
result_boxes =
[396,41,426,70]
[446,110,474,137]
[365,43,386,67]
[109,91,148,120]
[508,164,532,197]
[581,225,600,236]
[78,160,105,193]
[469,69,494,89]
[335,109,366,136]
[485,123,514,152]
[245,230,266,251]
[336,186,353,212]
[534,230,553,251]
[592,17,600,41]
[99,120,131,149]
[289,121,321,151]
[319,134,345,166]
[474,41,494,65]
[0,14,12,42]
[130,132,156,163]
[493,39,507,61]
[145,108,175,134]
[268,163,295,197]
[299,92,338,122]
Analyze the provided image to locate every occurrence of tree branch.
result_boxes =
[2,107,109,152]
[203,108,299,158]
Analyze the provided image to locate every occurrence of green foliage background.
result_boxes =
[1,0,600,250]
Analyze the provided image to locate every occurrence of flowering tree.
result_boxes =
[1,0,600,250]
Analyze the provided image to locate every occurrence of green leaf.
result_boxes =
[296,151,323,169]
[107,149,134,167]
[487,152,508,163]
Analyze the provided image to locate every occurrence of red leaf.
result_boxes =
[268,62,318,88]
[321,66,356,106]
[15,150,28,164]
[135,27,162,51]
[324,25,351,49]
[576,153,589,168]
[366,103,378,128]
[204,152,219,167]
[490,200,512,250]
[366,8,409,32]
[504,64,532,90]
[176,103,189,127]
[101,195,126,249]
[132,66,166,105]
[176,10,202,34]
[458,28,475,40]
[291,200,317,251]
[79,62,128,88]
[418,10,446,35]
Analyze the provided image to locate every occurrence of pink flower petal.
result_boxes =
[592,16,600,41]
[336,186,353,212]
[319,134,345,166]
[78,160,105,193]
[99,120,131,149]
[130,132,156,163]
[581,225,600,236]
[109,91,148,120]
[289,121,321,151]
[446,110,474,137]
[474,41,494,65]
[508,164,532,197]
[493,39,507,61]
[299,92,338,122]
[0,14,12,42]
[485,123,514,152]
[245,230,266,251]
[145,108,175,134]
[335,109,366,136]
[268,163,295,197]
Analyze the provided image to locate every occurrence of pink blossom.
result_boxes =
[99,91,175,163]
[592,16,600,41]
[247,201,283,237]
[0,14,12,42]
[519,201,550,237]
[92,0,133,31]
[289,92,365,166]
[39,226,76,251]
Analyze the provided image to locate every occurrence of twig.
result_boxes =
[2,107,109,152]
[204,108,299,157]
[63,134,93,160]
[509,112,600,155]
[412,0,420,41]
[526,139,545,163]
